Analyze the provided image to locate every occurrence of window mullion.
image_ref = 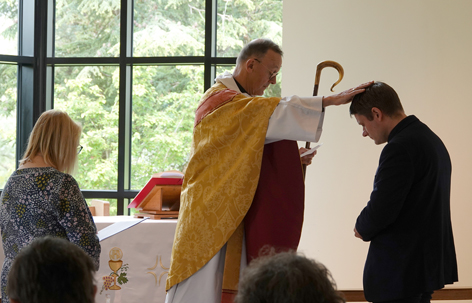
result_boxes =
[116,0,133,215]
[204,0,217,90]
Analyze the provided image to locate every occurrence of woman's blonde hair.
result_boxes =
[20,110,82,174]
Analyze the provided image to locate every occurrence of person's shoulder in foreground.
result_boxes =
[235,250,346,303]
[7,236,97,303]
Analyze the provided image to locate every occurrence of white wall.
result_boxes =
[283,0,472,293]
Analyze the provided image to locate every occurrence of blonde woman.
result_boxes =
[0,110,100,301]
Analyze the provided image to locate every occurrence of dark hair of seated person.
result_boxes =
[235,250,346,303]
[6,236,97,303]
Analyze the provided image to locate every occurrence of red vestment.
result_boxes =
[245,139,305,261]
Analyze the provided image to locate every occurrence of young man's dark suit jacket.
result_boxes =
[355,115,458,302]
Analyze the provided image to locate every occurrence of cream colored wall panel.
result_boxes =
[283,0,472,291]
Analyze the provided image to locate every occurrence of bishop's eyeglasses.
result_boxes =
[254,58,279,80]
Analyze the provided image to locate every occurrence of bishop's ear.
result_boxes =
[246,58,256,73]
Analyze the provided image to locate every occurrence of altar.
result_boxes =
[94,216,177,303]
[0,216,176,303]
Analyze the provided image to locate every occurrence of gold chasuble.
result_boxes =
[166,82,280,294]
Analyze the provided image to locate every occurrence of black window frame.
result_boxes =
[0,0,236,215]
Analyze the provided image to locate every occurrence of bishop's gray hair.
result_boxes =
[236,38,283,67]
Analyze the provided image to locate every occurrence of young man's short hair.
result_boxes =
[350,81,404,120]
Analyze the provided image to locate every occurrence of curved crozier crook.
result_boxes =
[314,60,344,93]
[304,60,345,178]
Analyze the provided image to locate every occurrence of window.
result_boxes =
[0,0,18,56]
[130,65,202,190]
[53,65,120,191]
[0,64,17,188]
[0,0,282,214]
[0,0,18,188]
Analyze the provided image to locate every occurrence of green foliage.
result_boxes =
[55,0,121,57]
[217,0,283,57]
[133,0,205,56]
[54,66,119,190]
[0,0,18,41]
[0,64,17,188]
[131,65,202,188]
[0,3,18,189]
[0,0,17,19]
[0,64,16,116]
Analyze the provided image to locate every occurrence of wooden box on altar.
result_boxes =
[128,171,183,219]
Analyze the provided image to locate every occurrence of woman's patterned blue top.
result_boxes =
[0,167,101,300]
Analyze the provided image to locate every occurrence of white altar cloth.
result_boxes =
[94,216,177,303]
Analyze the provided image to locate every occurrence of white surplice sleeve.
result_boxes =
[265,95,324,144]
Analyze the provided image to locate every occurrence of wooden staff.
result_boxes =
[302,60,344,178]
